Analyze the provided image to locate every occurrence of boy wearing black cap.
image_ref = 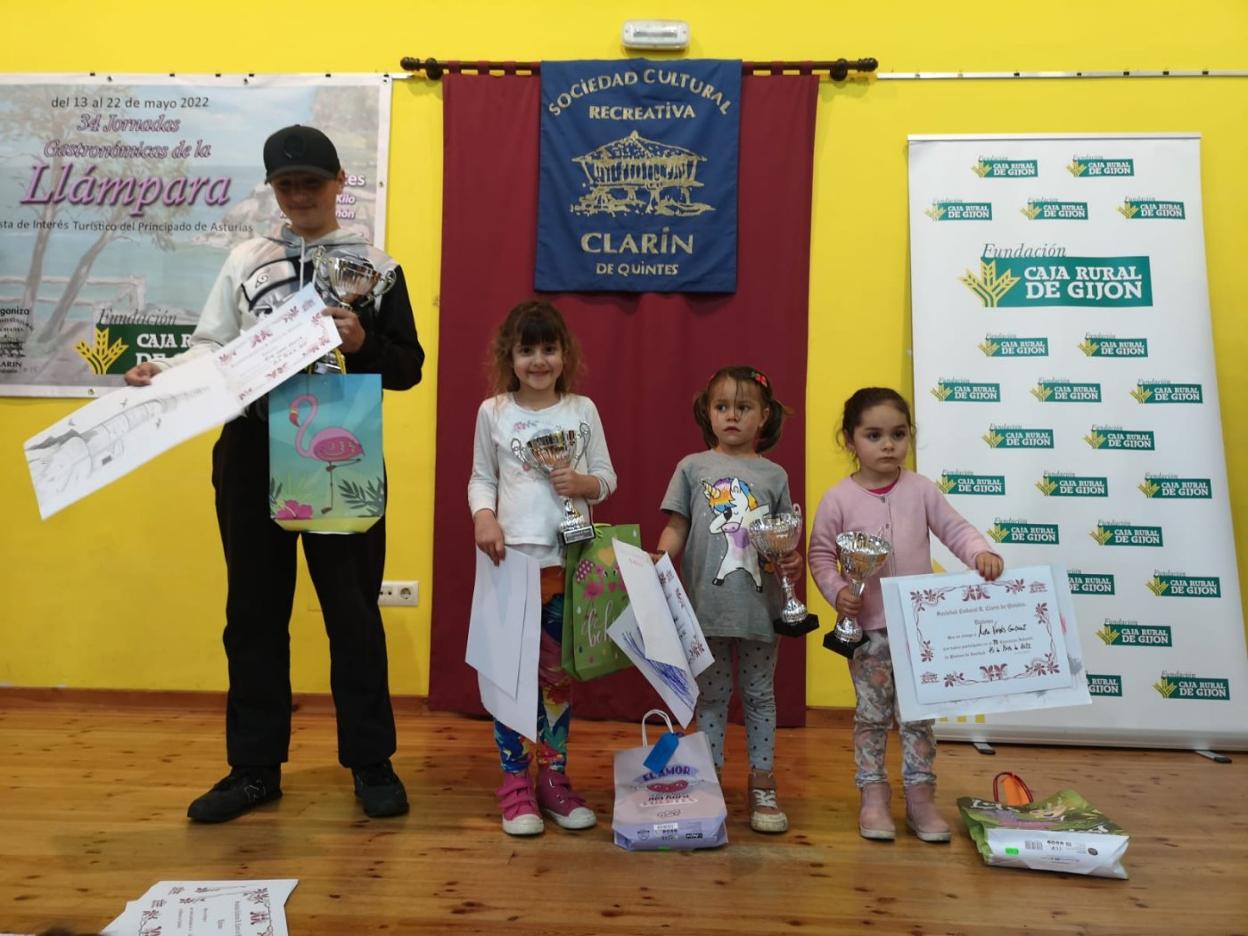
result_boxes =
[126,125,424,823]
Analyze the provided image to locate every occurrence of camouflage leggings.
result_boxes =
[849,630,937,789]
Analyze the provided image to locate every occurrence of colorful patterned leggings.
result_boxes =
[695,636,780,772]
[493,595,572,774]
[849,629,937,788]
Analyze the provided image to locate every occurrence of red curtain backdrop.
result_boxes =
[429,73,818,727]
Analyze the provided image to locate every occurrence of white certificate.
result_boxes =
[102,879,298,936]
[882,565,1091,721]
[215,284,338,408]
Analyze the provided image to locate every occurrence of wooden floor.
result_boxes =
[0,694,1245,936]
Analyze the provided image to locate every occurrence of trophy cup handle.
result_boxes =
[574,421,592,467]
[375,267,397,297]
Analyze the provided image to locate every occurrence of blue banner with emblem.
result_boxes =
[537,59,741,294]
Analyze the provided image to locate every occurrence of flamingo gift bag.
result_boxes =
[268,373,384,533]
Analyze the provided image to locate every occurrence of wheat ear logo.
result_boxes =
[1145,576,1169,596]
[925,205,947,220]
[1078,339,1100,356]
[961,260,1020,307]
[1035,478,1058,497]
[1138,480,1161,498]
[1117,201,1140,219]
[1030,384,1053,402]
[74,327,129,375]
[978,339,1000,357]
[1090,526,1114,546]
[982,430,1004,448]
[1020,203,1042,220]
[986,524,1009,543]
[1096,624,1121,645]
[936,475,956,494]
[1066,161,1087,177]
[929,383,953,402]
[1153,678,1177,699]
[1129,385,1153,403]
[971,161,992,177]
[1084,430,1106,449]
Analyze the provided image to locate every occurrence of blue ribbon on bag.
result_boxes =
[643,730,682,774]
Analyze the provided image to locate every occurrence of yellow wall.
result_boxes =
[3,1,1245,707]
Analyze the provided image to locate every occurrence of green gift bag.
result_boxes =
[561,524,640,681]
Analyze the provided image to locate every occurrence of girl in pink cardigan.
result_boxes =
[808,388,1003,843]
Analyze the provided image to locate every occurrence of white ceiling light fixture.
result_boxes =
[622,20,690,51]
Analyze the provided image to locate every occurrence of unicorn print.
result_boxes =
[702,477,770,589]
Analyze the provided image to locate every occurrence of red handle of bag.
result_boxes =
[992,771,1034,806]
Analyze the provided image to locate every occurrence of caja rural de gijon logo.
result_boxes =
[979,335,1048,358]
[962,250,1152,308]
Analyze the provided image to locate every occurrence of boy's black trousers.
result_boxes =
[211,413,397,769]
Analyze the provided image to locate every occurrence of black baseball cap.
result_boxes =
[263,125,341,182]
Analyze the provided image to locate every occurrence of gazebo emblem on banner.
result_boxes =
[571,130,713,217]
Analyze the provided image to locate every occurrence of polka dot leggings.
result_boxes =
[695,636,780,772]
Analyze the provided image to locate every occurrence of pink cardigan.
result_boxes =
[808,470,996,632]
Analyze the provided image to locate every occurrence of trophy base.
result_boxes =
[823,628,868,658]
[558,524,596,546]
[774,613,820,638]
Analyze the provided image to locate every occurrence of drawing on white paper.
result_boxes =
[26,385,211,495]
[619,629,698,714]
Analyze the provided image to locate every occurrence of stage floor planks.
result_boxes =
[0,693,1245,936]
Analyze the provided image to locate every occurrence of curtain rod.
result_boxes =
[398,57,878,81]
[877,68,1248,81]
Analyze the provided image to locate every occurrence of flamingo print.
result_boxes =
[288,393,364,513]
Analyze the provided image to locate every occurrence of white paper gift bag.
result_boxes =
[612,709,727,851]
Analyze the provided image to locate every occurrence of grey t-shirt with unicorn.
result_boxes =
[661,450,793,642]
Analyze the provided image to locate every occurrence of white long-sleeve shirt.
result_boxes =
[468,393,617,567]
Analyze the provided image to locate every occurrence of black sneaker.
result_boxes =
[352,759,409,818]
[187,767,282,823]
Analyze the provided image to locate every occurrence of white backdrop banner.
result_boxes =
[0,74,392,397]
[908,133,1247,750]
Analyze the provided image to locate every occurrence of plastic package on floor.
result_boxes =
[958,788,1129,879]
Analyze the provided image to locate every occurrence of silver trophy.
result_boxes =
[748,505,819,637]
[823,531,892,657]
[511,427,596,545]
[310,248,398,373]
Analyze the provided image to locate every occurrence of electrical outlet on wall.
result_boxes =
[379,580,419,607]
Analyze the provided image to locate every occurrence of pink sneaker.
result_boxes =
[536,768,596,830]
[495,772,543,836]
